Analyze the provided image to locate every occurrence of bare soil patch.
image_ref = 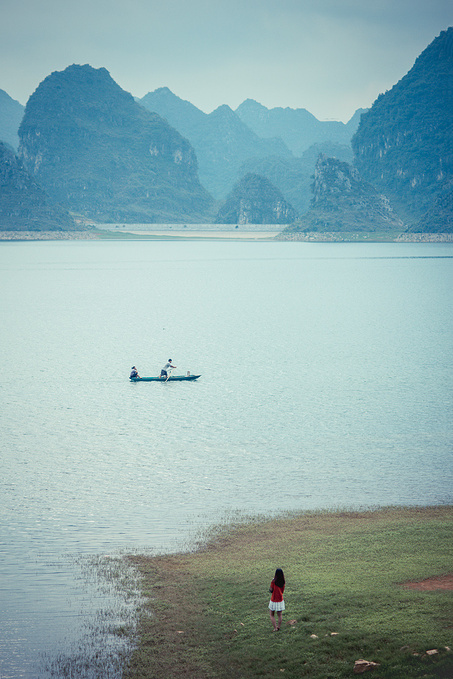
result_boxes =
[402,573,453,590]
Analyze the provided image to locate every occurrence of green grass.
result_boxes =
[125,507,453,679]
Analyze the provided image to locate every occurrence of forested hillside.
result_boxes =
[18,65,215,223]
[215,173,296,225]
[352,28,453,230]
[0,142,76,230]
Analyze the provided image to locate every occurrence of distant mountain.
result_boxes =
[0,142,76,230]
[280,155,403,235]
[239,142,353,215]
[140,87,206,137]
[0,89,24,150]
[352,27,453,230]
[235,99,365,156]
[139,88,292,199]
[215,173,297,224]
[18,65,215,223]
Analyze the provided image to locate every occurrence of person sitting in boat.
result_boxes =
[130,366,140,379]
[160,359,176,378]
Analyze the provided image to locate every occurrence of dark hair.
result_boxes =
[274,568,285,587]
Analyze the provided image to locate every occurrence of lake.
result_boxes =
[1,239,452,677]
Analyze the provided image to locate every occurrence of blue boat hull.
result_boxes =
[130,375,201,382]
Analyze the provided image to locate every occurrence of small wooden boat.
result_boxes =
[130,374,201,382]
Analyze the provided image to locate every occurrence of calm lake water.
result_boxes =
[1,239,452,677]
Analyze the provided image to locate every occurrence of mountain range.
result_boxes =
[235,99,364,156]
[0,27,451,233]
[139,88,360,202]
[140,89,291,199]
[0,71,362,227]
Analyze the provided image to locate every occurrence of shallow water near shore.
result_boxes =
[1,239,452,677]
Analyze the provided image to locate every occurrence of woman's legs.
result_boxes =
[269,609,278,631]
[277,610,283,629]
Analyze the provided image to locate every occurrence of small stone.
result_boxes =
[426,649,438,656]
[330,632,339,636]
[445,646,451,652]
[310,634,318,639]
[353,659,380,674]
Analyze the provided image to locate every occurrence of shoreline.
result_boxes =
[122,505,453,679]
[1,229,453,242]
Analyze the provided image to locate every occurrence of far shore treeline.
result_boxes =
[0,28,451,235]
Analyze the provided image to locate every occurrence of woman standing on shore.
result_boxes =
[269,568,285,631]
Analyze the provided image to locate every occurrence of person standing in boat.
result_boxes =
[130,366,140,379]
[160,359,176,379]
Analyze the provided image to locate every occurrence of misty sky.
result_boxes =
[1,0,452,122]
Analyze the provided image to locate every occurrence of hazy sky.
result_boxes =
[1,0,452,122]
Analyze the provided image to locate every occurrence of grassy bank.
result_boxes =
[125,506,452,679]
